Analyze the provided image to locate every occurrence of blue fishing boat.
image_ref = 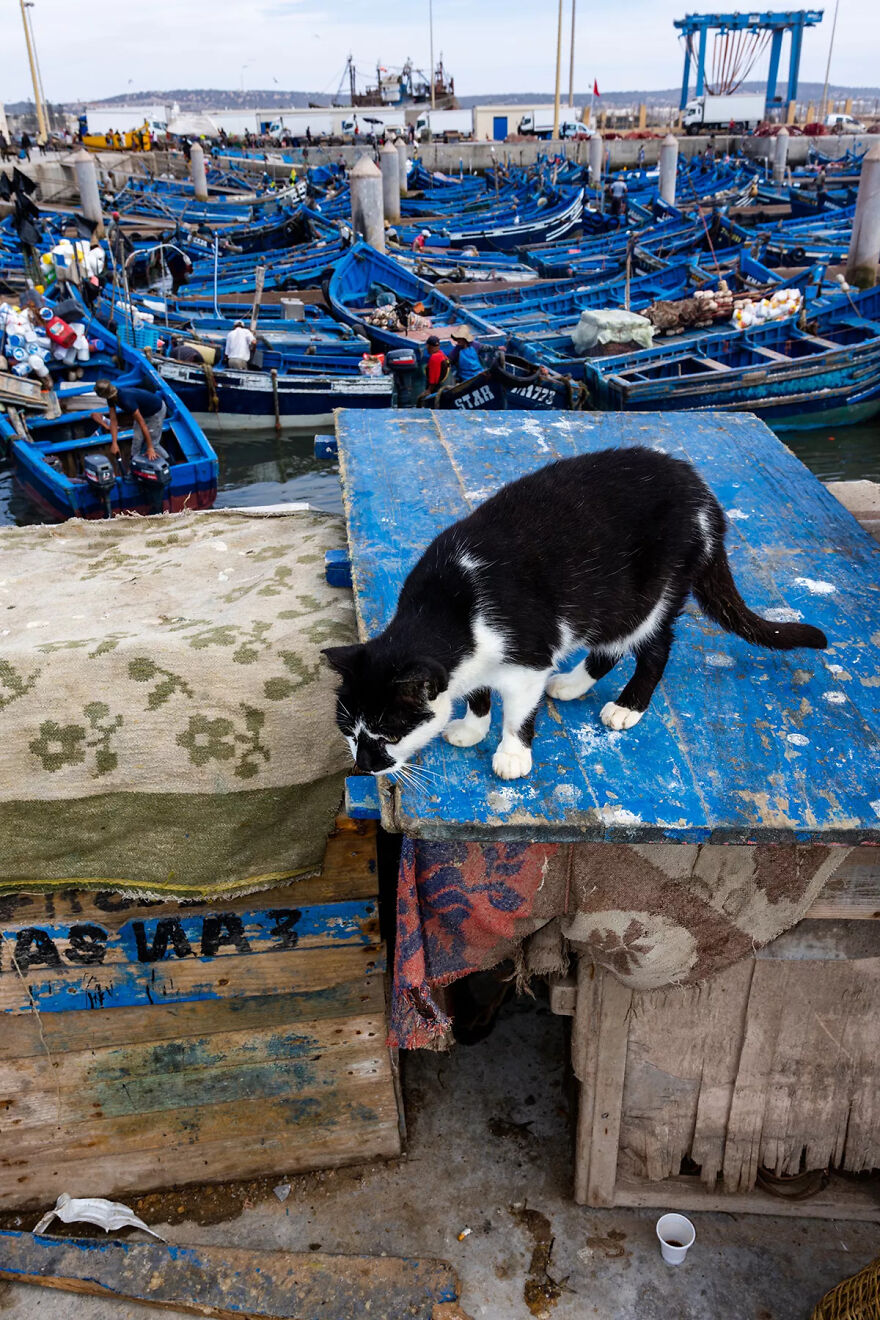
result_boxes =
[583,284,880,430]
[325,241,502,358]
[0,313,217,520]
[156,357,392,430]
[419,353,584,411]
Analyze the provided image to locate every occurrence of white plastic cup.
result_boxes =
[656,1213,695,1265]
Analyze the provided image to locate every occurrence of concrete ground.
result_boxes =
[0,993,877,1320]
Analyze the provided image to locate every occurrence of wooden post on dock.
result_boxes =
[70,149,104,237]
[350,155,385,253]
[659,133,678,206]
[250,265,266,336]
[395,137,409,195]
[773,127,789,184]
[190,142,208,202]
[846,141,880,289]
[380,141,401,223]
[589,132,603,191]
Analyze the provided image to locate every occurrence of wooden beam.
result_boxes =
[0,1232,460,1319]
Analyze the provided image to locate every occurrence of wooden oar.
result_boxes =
[0,1231,463,1320]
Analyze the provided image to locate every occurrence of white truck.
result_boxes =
[518,111,589,140]
[338,111,406,138]
[268,111,334,139]
[682,92,766,134]
[825,112,866,133]
[414,109,473,139]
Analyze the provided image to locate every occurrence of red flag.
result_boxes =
[593,79,600,97]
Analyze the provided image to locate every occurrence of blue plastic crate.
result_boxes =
[117,321,164,352]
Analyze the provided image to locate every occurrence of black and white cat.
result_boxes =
[324,446,827,781]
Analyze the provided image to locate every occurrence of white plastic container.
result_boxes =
[656,1213,695,1265]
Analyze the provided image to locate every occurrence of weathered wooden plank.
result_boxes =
[582,972,632,1208]
[611,1172,880,1221]
[1,1060,398,1163]
[0,1011,389,1119]
[0,1233,458,1319]
[335,410,880,844]
[0,962,384,1060]
[688,961,754,1186]
[0,943,385,1014]
[720,961,786,1193]
[807,845,880,919]
[0,1112,402,1212]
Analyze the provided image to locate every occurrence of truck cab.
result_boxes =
[825,113,866,133]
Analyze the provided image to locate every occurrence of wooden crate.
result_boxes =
[0,821,402,1210]
[569,846,880,1220]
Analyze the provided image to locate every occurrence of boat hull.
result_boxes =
[158,361,393,428]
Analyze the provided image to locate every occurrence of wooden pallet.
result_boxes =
[0,821,402,1210]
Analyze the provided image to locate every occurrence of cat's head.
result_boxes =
[322,643,452,775]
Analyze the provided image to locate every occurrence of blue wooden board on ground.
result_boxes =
[335,410,880,845]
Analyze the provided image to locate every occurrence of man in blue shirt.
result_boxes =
[93,380,170,463]
[447,325,484,381]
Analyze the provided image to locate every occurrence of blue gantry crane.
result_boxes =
[674,10,823,113]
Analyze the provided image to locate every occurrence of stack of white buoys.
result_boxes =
[730,286,803,330]
[39,239,105,287]
[0,301,95,382]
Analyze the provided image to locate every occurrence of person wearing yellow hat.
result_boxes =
[448,324,483,381]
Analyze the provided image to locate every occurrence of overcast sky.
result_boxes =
[1,0,873,105]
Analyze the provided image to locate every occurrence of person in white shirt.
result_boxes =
[224,321,256,370]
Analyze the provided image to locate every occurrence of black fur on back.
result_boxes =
[324,446,827,773]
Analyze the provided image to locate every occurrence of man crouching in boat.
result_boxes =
[93,380,170,467]
[447,325,485,382]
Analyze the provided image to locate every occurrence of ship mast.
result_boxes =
[19,0,49,143]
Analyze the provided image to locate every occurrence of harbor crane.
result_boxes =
[674,10,823,113]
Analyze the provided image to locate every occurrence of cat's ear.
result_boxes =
[321,644,365,676]
[394,659,448,706]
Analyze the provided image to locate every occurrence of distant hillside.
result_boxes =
[6,80,880,115]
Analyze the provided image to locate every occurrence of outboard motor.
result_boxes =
[383,347,424,408]
[82,451,117,519]
[131,453,172,515]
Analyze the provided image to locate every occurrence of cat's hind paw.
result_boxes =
[492,745,532,780]
[547,669,596,701]
[600,701,644,731]
[444,716,489,748]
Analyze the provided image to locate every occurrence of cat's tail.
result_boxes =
[693,544,827,651]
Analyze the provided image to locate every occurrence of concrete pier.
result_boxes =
[70,150,104,236]
[773,128,789,184]
[190,142,208,202]
[846,141,880,288]
[350,155,385,253]
[380,142,401,223]
[588,133,603,188]
[395,137,409,195]
[659,133,679,206]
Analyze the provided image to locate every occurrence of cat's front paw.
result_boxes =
[444,717,488,747]
[492,744,532,779]
[600,701,644,731]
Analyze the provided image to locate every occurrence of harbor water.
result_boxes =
[1,418,878,528]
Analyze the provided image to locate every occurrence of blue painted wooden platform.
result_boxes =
[335,410,880,845]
